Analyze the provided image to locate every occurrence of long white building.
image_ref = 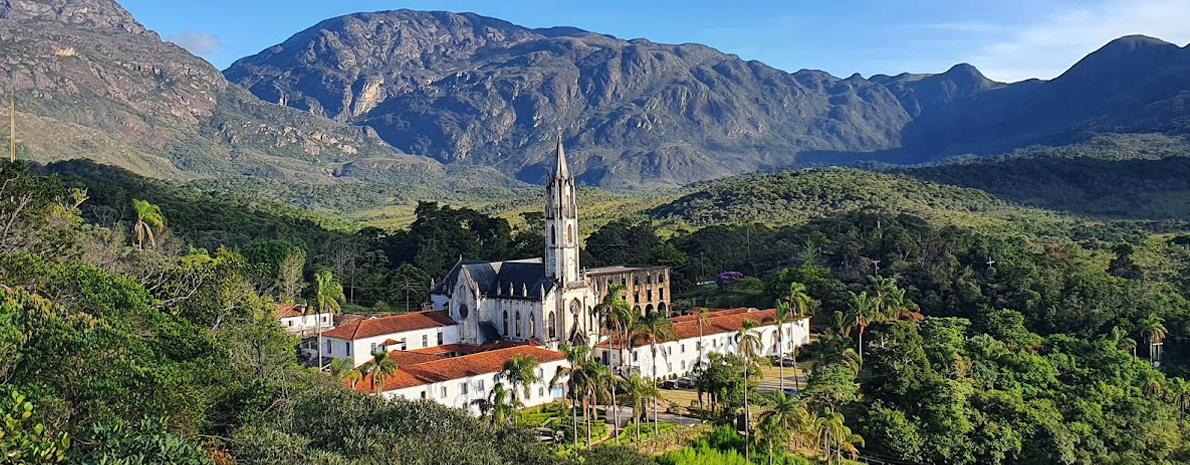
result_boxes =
[594,308,811,379]
[320,310,460,367]
[352,346,569,414]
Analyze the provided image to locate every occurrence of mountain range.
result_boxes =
[5,0,1190,190]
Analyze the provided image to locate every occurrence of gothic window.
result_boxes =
[515,311,522,338]
[529,314,536,339]
[567,224,574,244]
[459,303,469,320]
[548,311,557,340]
[503,310,509,336]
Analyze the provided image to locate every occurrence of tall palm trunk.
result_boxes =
[651,343,659,435]
[612,395,621,444]
[585,392,592,447]
[571,388,578,446]
[778,326,785,392]
[316,310,323,371]
[743,360,751,462]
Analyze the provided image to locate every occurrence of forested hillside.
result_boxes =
[5,152,1190,464]
[647,167,1071,232]
[902,146,1190,220]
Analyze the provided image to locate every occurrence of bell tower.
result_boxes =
[544,134,581,285]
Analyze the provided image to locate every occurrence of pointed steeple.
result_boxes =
[552,132,569,179]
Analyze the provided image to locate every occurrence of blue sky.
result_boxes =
[120,0,1190,83]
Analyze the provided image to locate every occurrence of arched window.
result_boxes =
[503,310,509,337]
[645,304,654,315]
[658,302,667,316]
[529,314,536,339]
[568,224,574,244]
[633,305,641,315]
[459,303,469,320]
[515,311,522,338]
[548,311,557,340]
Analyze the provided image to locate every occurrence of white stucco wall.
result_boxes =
[323,324,461,367]
[382,358,570,415]
[594,317,811,379]
[278,312,333,333]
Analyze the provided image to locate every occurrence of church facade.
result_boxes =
[430,137,669,351]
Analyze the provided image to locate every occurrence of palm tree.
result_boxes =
[1167,378,1190,414]
[313,269,345,371]
[550,344,590,447]
[618,374,657,441]
[131,199,164,249]
[691,307,712,415]
[736,318,763,462]
[604,284,636,373]
[848,291,879,363]
[631,311,677,435]
[757,391,810,464]
[815,406,863,464]
[871,276,906,321]
[582,362,614,447]
[361,350,399,395]
[774,300,795,393]
[784,282,815,389]
[841,348,863,376]
[1139,313,1168,364]
[473,383,518,425]
[495,354,541,423]
[330,358,362,389]
[1110,326,1138,357]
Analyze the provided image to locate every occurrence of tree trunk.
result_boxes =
[613,395,620,444]
[586,392,592,448]
[316,311,323,371]
[858,325,865,363]
[572,387,578,446]
[651,343,659,435]
[778,327,785,393]
[744,369,750,462]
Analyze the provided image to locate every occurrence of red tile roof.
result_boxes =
[670,307,750,323]
[597,309,780,348]
[353,346,567,393]
[356,350,446,369]
[271,303,307,319]
[322,310,455,340]
[407,340,526,356]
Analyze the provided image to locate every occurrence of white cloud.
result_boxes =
[167,30,223,56]
[970,0,1190,82]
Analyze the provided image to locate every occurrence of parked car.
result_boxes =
[674,377,697,389]
[782,387,800,396]
[659,379,679,390]
[772,357,798,367]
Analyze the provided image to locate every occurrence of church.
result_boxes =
[429,136,671,351]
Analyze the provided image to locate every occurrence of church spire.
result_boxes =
[552,132,569,179]
[544,132,580,284]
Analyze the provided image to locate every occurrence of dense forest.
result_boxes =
[4,157,1190,464]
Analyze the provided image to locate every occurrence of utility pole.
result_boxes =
[9,95,14,163]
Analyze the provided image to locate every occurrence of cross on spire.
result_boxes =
[552,131,569,179]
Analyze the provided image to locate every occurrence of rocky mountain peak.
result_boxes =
[0,0,146,34]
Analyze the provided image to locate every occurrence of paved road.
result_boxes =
[595,405,703,429]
